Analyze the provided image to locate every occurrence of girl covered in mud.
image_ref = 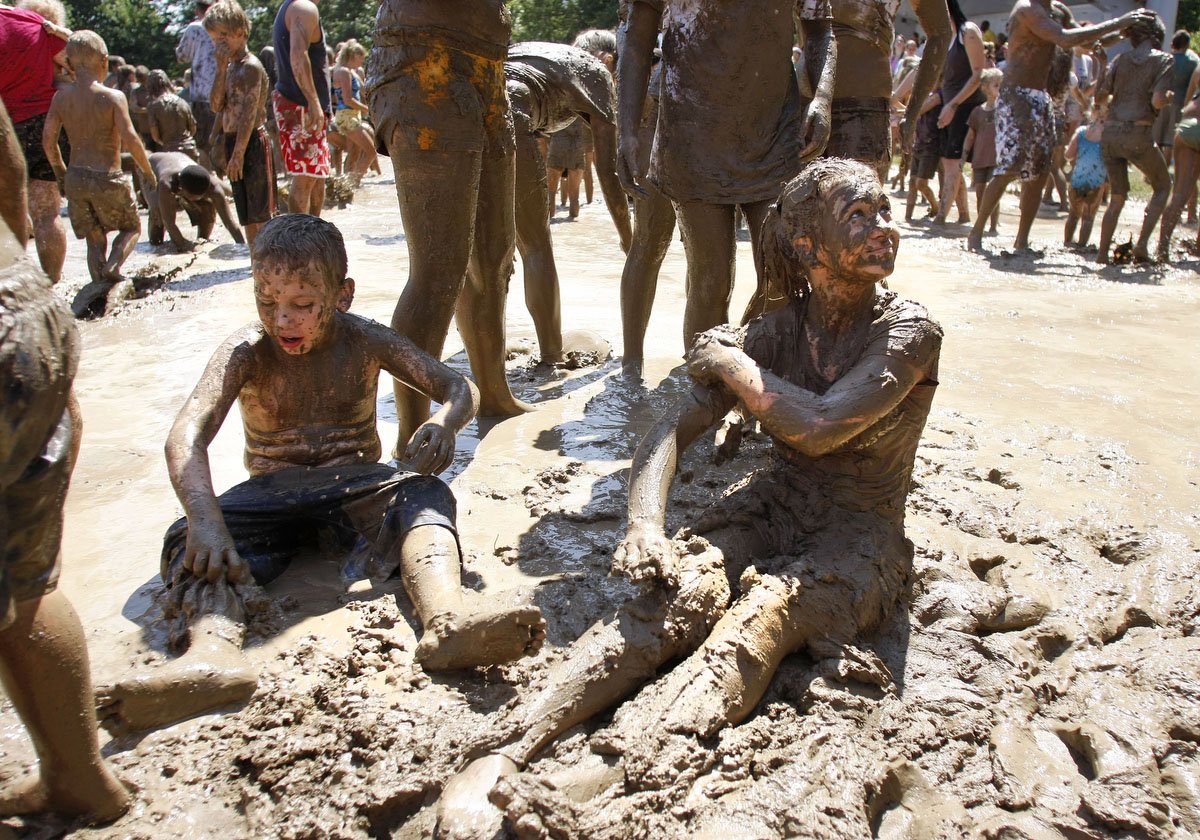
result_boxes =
[436,158,943,836]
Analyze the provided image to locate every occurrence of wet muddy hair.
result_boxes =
[145,69,173,97]
[252,215,348,291]
[756,158,883,302]
[67,31,108,67]
[573,29,618,61]
[1128,13,1166,47]
[203,0,249,36]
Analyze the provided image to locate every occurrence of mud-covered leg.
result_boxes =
[436,540,731,839]
[96,578,256,731]
[619,186,676,368]
[0,591,130,823]
[456,148,533,418]
[1097,191,1126,264]
[1158,148,1200,260]
[388,145,481,446]
[402,525,545,671]
[1012,174,1047,251]
[1134,149,1170,260]
[968,171,1015,249]
[735,199,777,324]
[676,201,736,349]
[514,134,564,363]
[105,225,140,282]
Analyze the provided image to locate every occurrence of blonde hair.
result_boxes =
[336,39,366,65]
[66,30,107,68]
[980,67,1003,87]
[17,0,67,27]
[203,0,249,36]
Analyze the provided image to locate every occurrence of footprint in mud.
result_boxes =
[867,760,971,838]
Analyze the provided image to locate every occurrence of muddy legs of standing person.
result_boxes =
[83,230,107,286]
[0,591,130,823]
[1157,144,1200,261]
[399,525,545,672]
[1012,174,1049,251]
[583,150,594,204]
[1132,151,1172,261]
[967,170,1017,249]
[27,181,65,283]
[514,133,564,363]
[678,199,772,343]
[620,185,677,369]
[105,225,140,282]
[935,158,964,224]
[288,173,324,216]
[1096,189,1127,263]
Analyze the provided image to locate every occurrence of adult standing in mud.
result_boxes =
[966,0,1156,254]
[367,1,532,449]
[824,0,951,181]
[932,0,985,226]
[1157,71,1200,260]
[176,1,218,171]
[506,41,632,366]
[272,0,330,216]
[437,159,942,837]
[0,97,130,825]
[0,1,70,283]
[1093,14,1172,265]
[616,0,835,349]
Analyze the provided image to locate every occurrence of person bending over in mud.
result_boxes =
[98,215,545,732]
[506,41,632,365]
[436,159,942,837]
[1094,13,1172,265]
[42,30,156,316]
[966,0,1156,255]
[143,151,244,252]
[0,97,131,825]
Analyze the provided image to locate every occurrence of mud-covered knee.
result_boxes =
[738,565,801,614]
[662,536,732,642]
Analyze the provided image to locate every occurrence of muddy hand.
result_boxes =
[686,326,741,386]
[403,422,455,475]
[183,522,250,584]
[613,522,679,587]
[617,135,648,199]
[798,99,831,165]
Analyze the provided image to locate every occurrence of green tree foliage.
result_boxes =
[509,0,619,44]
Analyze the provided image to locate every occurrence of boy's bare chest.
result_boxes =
[240,354,379,431]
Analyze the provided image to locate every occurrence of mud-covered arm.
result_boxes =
[165,333,255,582]
[41,96,67,187]
[591,118,632,251]
[149,107,164,145]
[1152,56,1173,112]
[1020,5,1153,49]
[375,323,480,474]
[287,0,325,129]
[158,183,194,251]
[962,125,976,162]
[687,327,936,459]
[615,1,658,198]
[115,91,156,187]
[904,0,951,146]
[210,186,245,244]
[797,1,836,161]
[225,62,267,181]
[210,46,230,114]
[0,98,30,245]
[616,383,736,585]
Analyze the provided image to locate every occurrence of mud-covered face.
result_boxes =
[208,24,248,54]
[253,261,341,355]
[813,176,900,283]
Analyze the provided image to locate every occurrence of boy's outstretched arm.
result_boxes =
[374,323,480,474]
[113,91,156,189]
[165,333,255,583]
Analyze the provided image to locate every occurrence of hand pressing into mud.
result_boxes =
[402,420,455,475]
[182,519,251,584]
[685,325,744,387]
[613,520,679,587]
[617,134,648,200]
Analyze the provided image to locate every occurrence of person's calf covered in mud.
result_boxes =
[436,159,943,838]
[99,214,545,733]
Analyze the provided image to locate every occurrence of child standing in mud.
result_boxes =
[1064,106,1108,248]
[205,0,273,249]
[437,159,943,837]
[1094,14,1173,264]
[963,67,1003,235]
[98,214,545,732]
[41,31,155,309]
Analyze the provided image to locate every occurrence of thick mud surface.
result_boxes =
[2,164,1198,838]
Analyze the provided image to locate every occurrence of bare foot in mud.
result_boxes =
[416,599,546,671]
[966,232,985,252]
[0,766,130,825]
[1000,247,1045,259]
[538,330,612,370]
[96,651,257,732]
[436,753,518,839]
[477,393,536,419]
[1132,245,1154,264]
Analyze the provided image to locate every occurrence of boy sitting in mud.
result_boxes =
[42,31,155,313]
[99,214,545,731]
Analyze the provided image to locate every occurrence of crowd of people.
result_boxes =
[0,0,1191,834]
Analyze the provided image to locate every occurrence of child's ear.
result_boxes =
[336,277,355,312]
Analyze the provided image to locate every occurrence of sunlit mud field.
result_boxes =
[2,158,1198,839]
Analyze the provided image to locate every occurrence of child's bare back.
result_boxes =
[52,80,126,172]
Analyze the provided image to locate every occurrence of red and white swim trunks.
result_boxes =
[273,90,331,178]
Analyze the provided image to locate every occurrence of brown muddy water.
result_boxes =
[2,161,1199,838]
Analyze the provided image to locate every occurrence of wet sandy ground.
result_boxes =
[2,161,1199,837]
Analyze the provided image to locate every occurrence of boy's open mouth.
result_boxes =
[278,335,303,350]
